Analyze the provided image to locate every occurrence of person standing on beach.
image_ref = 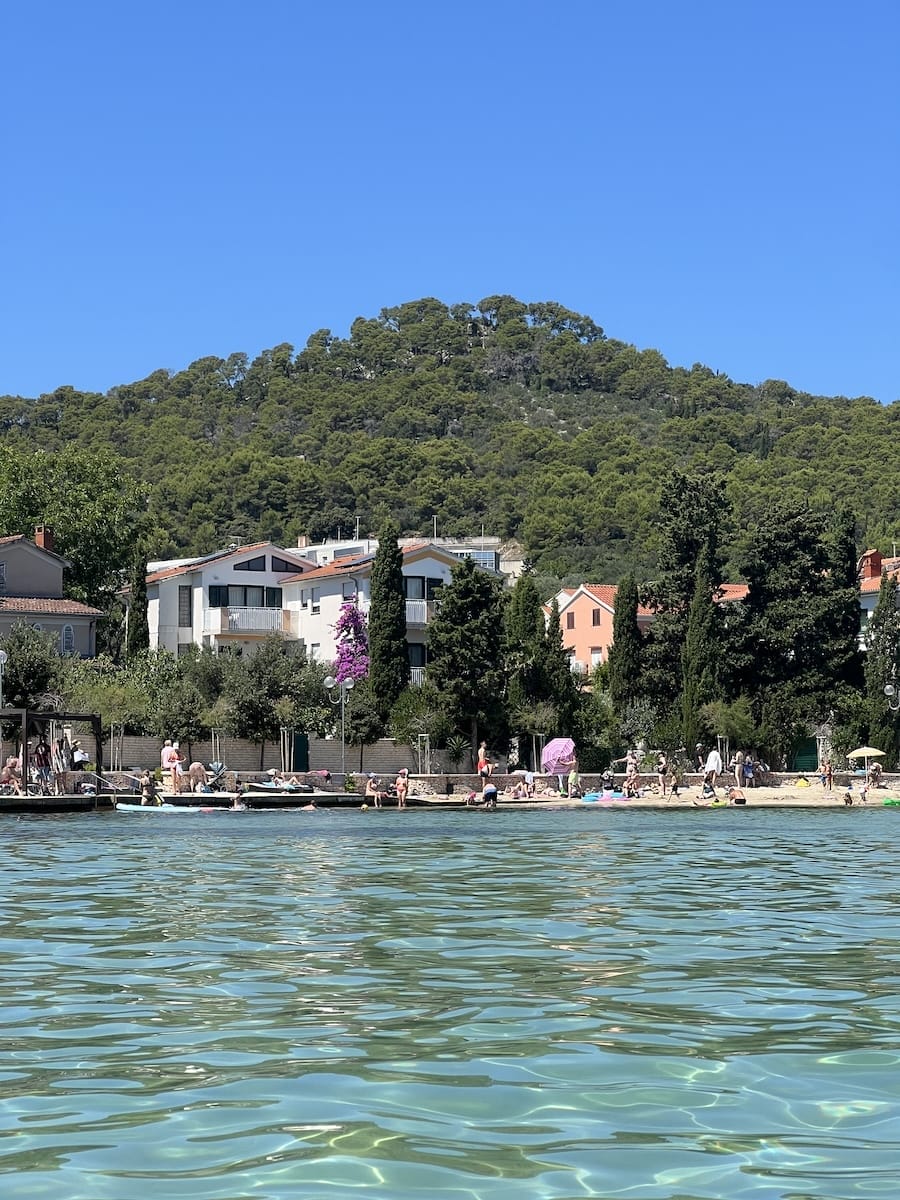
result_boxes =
[477,743,493,777]
[704,746,723,789]
[656,752,668,797]
[733,749,744,789]
[395,768,409,808]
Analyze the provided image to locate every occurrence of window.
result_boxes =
[300,588,308,608]
[62,624,75,655]
[234,555,266,572]
[209,585,281,608]
[405,576,444,600]
[178,585,191,627]
[271,556,298,573]
[0,561,6,592]
[342,580,357,599]
[566,612,575,630]
[591,647,603,667]
[311,587,321,614]
[592,609,602,627]
[309,643,320,661]
[234,585,264,607]
[177,642,193,657]
[407,643,426,668]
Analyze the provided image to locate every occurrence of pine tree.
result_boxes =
[427,557,507,757]
[641,470,728,707]
[367,520,408,719]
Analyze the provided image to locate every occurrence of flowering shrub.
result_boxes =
[333,600,370,684]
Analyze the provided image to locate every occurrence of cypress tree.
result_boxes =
[125,551,150,660]
[864,569,900,762]
[539,598,580,736]
[680,556,719,752]
[504,572,549,768]
[367,520,408,719]
[607,574,642,713]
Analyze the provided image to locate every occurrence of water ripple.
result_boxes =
[0,808,897,1198]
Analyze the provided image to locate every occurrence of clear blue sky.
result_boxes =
[2,1,897,402]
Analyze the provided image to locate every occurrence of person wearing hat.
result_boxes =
[394,768,409,809]
[364,772,385,808]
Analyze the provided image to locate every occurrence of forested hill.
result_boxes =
[1,296,895,584]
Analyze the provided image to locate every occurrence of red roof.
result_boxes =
[546,580,747,619]
[0,597,103,616]
[280,542,461,584]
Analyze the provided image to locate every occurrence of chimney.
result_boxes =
[35,525,55,553]
[296,534,309,548]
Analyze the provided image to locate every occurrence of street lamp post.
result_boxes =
[885,678,900,713]
[0,649,7,711]
[323,675,355,779]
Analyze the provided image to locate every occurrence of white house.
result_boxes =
[145,542,315,655]
[295,533,525,581]
[282,541,479,680]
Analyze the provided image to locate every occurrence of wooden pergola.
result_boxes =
[0,710,103,782]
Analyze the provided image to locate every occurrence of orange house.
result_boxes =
[543,585,654,676]
[545,581,749,676]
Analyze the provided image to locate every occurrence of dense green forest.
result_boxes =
[2,295,898,587]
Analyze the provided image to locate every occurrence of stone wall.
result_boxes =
[105,734,423,776]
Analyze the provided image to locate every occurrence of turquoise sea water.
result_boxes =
[0,807,898,1200]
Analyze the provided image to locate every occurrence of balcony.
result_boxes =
[410,666,426,686]
[204,607,287,636]
[405,599,436,626]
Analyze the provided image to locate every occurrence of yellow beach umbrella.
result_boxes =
[847,746,885,780]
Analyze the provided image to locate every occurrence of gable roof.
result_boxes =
[0,597,103,617]
[146,542,313,585]
[546,580,747,619]
[279,542,467,585]
[0,533,70,568]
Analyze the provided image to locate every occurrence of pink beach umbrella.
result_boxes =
[541,737,576,776]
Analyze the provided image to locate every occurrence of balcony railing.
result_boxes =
[405,599,436,625]
[204,607,285,635]
[410,666,426,686]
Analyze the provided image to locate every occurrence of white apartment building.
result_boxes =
[295,533,525,581]
[282,542,476,680]
[145,542,315,655]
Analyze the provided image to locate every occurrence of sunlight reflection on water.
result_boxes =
[0,807,898,1199]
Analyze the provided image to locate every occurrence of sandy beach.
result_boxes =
[416,781,900,809]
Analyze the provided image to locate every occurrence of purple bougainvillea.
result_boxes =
[333,599,370,683]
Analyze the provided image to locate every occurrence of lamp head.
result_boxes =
[323,675,336,689]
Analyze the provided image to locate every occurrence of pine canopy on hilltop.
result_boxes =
[1,296,894,585]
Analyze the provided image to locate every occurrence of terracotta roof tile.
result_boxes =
[0,597,103,616]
